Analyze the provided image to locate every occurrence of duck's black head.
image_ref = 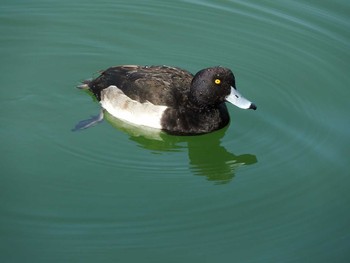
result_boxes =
[190,67,256,110]
[190,67,235,107]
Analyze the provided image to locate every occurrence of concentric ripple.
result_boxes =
[2,0,350,261]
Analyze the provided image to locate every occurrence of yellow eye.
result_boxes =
[214,79,221,85]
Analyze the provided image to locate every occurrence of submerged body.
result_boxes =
[78,65,256,135]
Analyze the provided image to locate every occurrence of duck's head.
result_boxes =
[190,67,257,110]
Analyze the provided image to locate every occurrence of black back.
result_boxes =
[88,65,193,107]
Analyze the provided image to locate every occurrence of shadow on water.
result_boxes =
[104,112,258,184]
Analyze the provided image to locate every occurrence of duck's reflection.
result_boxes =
[104,112,257,184]
[187,133,257,184]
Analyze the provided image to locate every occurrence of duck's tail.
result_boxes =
[77,79,92,90]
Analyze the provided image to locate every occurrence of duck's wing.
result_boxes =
[88,65,193,107]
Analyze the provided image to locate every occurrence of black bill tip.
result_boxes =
[250,103,257,110]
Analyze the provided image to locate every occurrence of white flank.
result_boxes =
[100,85,168,129]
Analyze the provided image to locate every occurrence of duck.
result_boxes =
[77,65,256,135]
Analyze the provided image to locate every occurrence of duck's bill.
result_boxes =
[226,87,257,110]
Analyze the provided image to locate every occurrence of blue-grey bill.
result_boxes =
[226,87,257,110]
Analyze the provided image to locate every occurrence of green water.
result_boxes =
[1,0,350,262]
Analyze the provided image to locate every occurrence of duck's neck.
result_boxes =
[161,103,230,135]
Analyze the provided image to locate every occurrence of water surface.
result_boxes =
[1,0,350,262]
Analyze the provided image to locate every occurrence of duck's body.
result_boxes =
[78,65,256,135]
